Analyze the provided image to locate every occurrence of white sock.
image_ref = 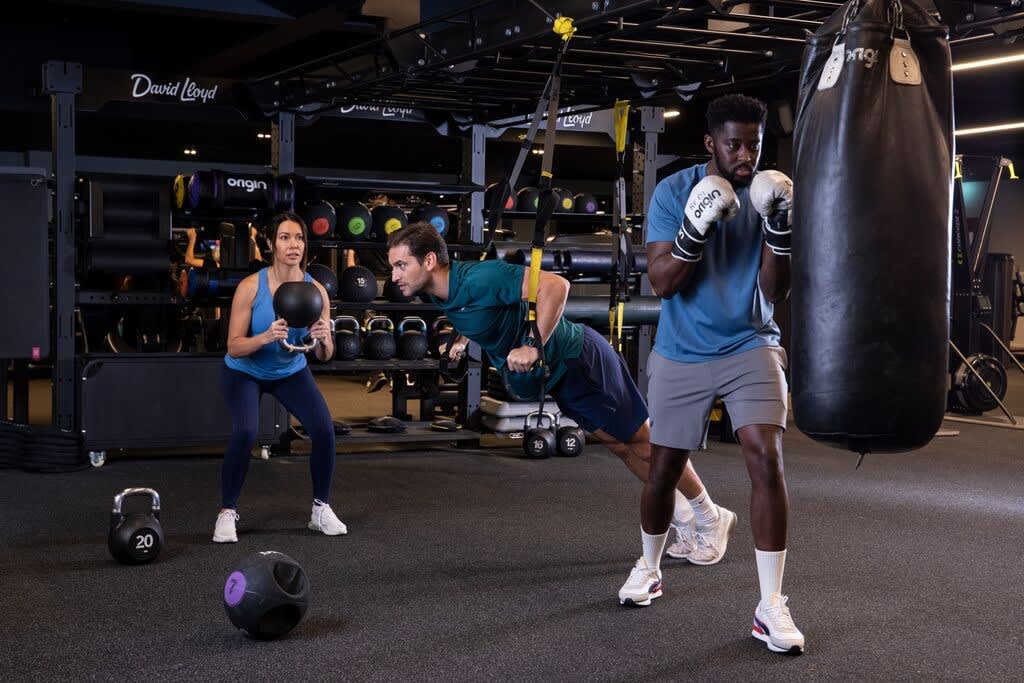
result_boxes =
[688,487,720,528]
[641,528,669,572]
[755,548,787,603]
[671,490,694,526]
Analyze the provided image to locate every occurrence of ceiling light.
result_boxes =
[664,110,681,118]
[256,132,271,139]
[183,148,197,156]
[952,52,1024,72]
[954,121,1024,136]
[532,149,544,155]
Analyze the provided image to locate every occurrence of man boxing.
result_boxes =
[632,93,804,654]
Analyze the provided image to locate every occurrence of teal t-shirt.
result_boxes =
[429,260,583,399]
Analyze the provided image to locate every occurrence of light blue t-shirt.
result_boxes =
[428,260,583,399]
[645,163,780,362]
[224,268,313,380]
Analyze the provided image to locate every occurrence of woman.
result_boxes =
[213,212,344,542]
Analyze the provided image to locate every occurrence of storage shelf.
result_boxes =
[303,177,484,195]
[77,290,182,305]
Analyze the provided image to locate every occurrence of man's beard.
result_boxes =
[714,150,755,187]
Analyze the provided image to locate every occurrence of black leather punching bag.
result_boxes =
[791,0,953,453]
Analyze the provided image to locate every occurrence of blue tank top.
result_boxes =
[224,268,314,380]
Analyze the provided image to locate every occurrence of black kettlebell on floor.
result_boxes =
[556,422,586,457]
[333,315,361,360]
[522,411,557,459]
[108,488,164,565]
[397,317,429,360]
[430,316,455,359]
[224,550,309,640]
[364,316,396,360]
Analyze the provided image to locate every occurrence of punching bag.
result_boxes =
[791,0,953,453]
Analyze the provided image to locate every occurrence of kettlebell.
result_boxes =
[363,316,396,360]
[332,315,361,360]
[430,316,455,359]
[522,411,557,459]
[397,317,429,360]
[556,423,586,457]
[108,487,164,565]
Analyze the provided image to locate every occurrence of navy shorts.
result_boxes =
[550,325,649,442]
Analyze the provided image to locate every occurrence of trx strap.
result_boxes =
[608,100,632,353]
[481,17,576,261]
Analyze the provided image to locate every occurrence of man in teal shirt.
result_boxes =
[387,223,737,601]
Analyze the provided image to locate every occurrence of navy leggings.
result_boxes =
[220,366,335,509]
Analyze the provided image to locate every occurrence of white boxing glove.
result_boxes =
[672,175,740,262]
[749,170,793,217]
[750,170,793,256]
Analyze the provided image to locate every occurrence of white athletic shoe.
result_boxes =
[618,557,663,607]
[752,593,805,654]
[687,505,737,565]
[213,509,239,543]
[665,518,697,559]
[308,503,348,536]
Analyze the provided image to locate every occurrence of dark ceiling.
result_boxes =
[3,0,1023,184]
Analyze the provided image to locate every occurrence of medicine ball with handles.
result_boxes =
[371,205,407,241]
[397,317,429,360]
[522,411,557,459]
[337,202,371,240]
[363,316,396,360]
[339,265,378,303]
[303,201,336,239]
[108,487,164,565]
[223,550,309,640]
[409,204,449,235]
[272,281,323,354]
[332,315,361,360]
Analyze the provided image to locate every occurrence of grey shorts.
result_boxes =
[647,345,788,450]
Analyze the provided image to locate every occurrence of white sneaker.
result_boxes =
[687,505,737,565]
[665,518,697,559]
[308,503,348,536]
[213,509,239,543]
[617,557,663,607]
[752,593,805,654]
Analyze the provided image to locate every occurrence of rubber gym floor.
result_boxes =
[2,373,1022,681]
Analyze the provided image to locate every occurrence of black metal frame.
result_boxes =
[242,0,1015,122]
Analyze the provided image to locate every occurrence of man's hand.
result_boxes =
[506,345,540,373]
[750,170,793,256]
[440,337,468,361]
[672,175,740,262]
